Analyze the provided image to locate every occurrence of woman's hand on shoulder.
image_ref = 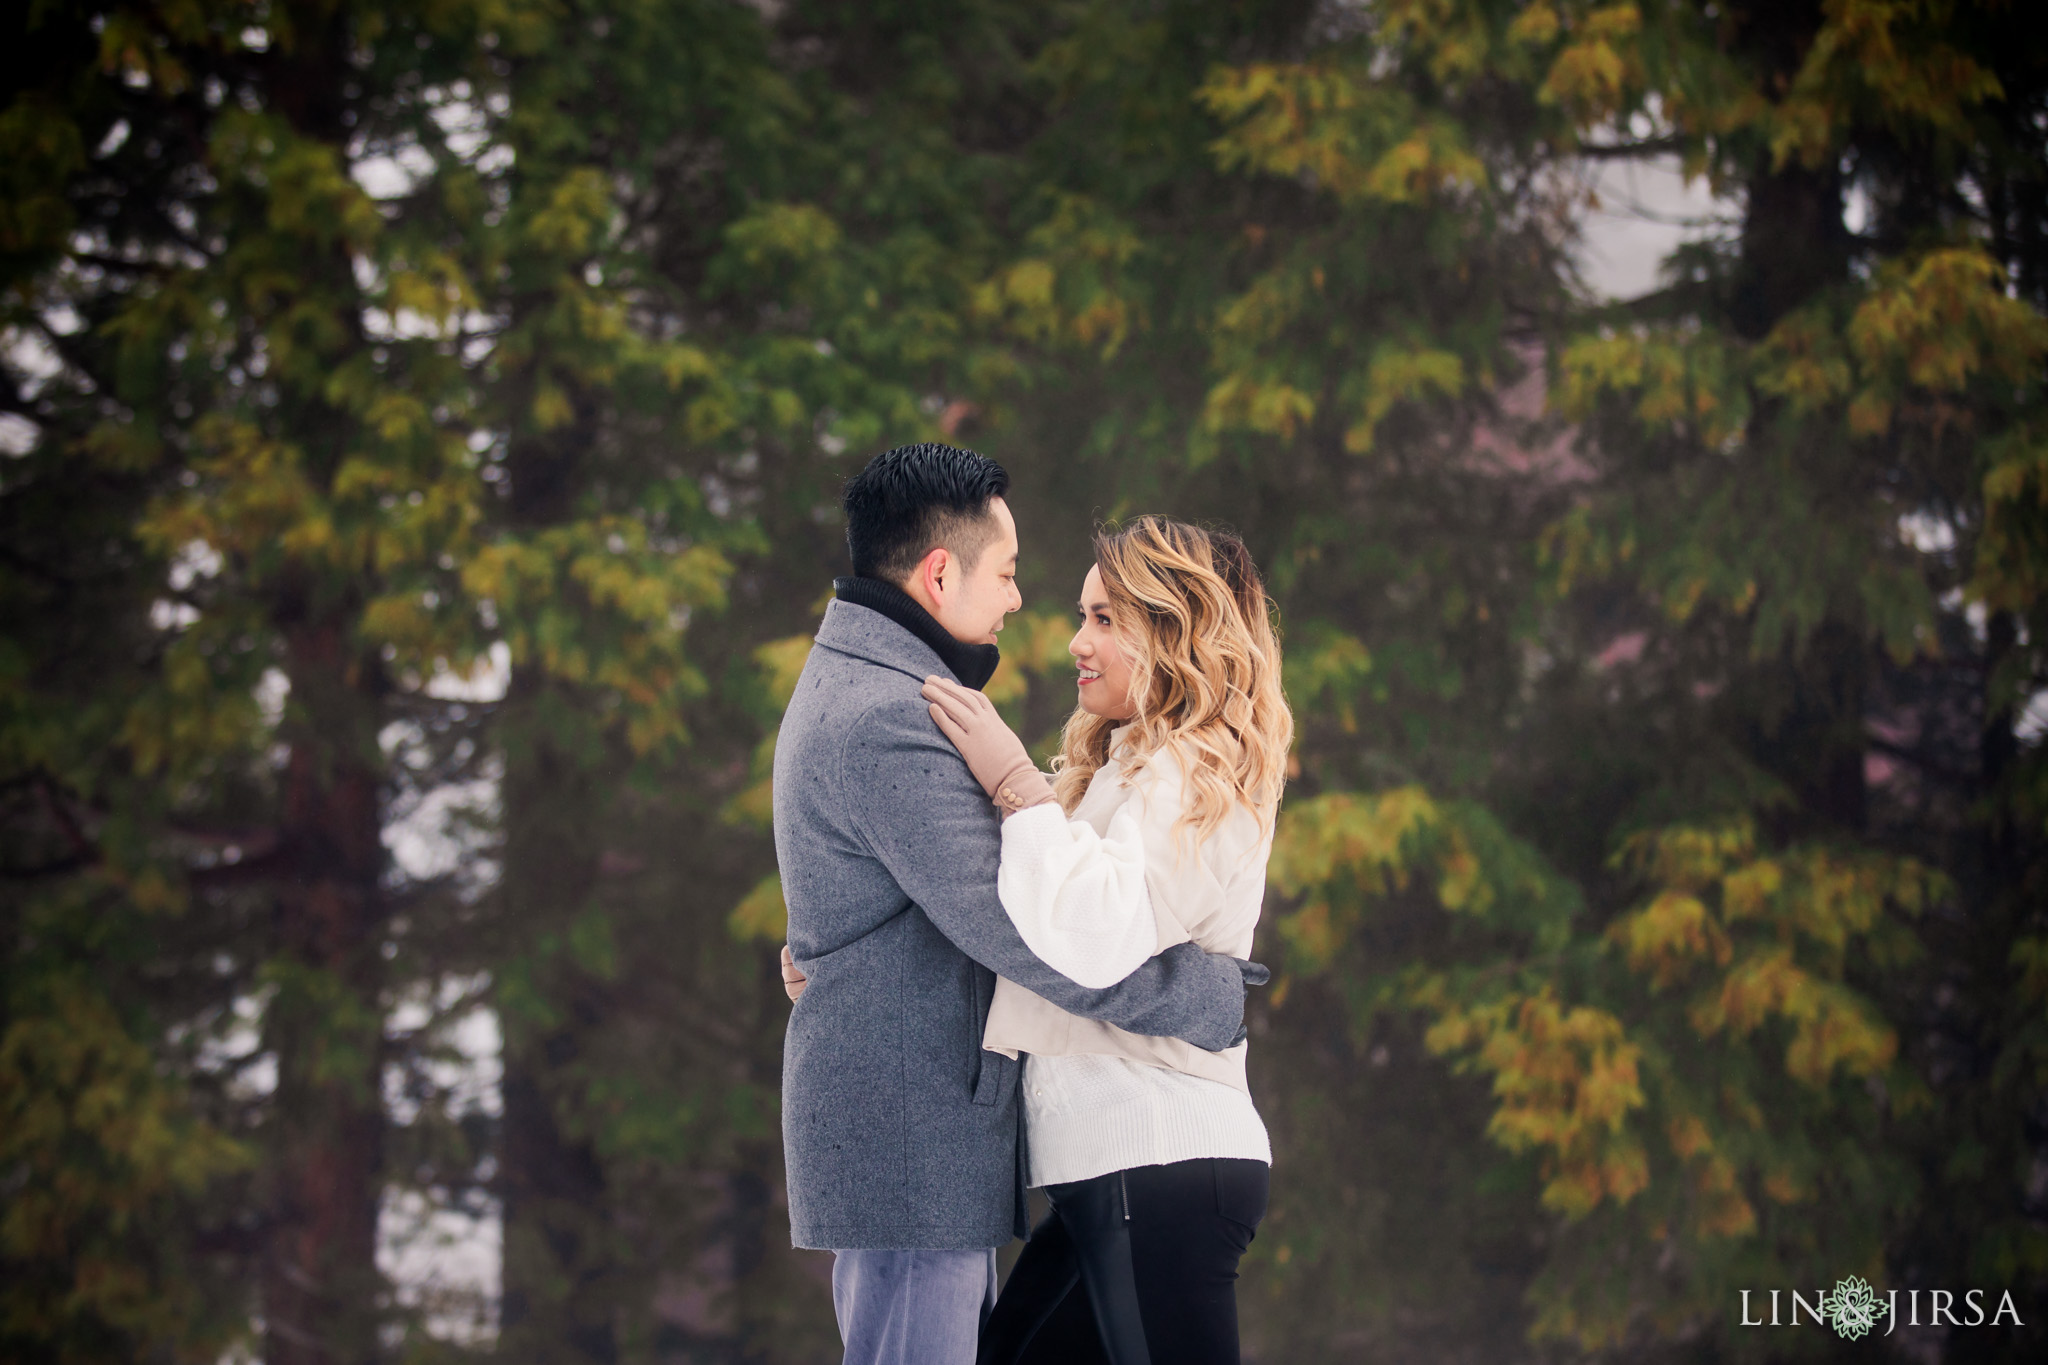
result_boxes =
[921,676,1052,812]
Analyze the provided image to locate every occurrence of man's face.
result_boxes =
[929,496,1022,645]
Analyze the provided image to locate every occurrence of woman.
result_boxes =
[921,515,1291,1365]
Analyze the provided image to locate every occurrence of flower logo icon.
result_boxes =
[1823,1275,1882,1340]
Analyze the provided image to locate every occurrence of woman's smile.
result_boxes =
[1069,565,1139,719]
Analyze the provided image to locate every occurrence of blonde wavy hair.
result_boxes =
[1051,516,1292,842]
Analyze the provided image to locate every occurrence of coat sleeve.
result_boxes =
[993,768,1201,989]
[840,693,1246,1052]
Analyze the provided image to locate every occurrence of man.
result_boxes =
[774,443,1259,1364]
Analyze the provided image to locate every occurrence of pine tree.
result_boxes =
[5,3,741,1360]
[1205,0,2048,1353]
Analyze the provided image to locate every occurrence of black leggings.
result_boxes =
[977,1158,1269,1365]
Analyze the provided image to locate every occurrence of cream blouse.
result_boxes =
[980,728,1272,1095]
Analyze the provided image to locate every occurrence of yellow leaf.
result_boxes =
[728,874,788,943]
[533,380,574,431]
[1609,890,1730,988]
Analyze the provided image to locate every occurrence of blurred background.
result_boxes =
[4,2,2045,1362]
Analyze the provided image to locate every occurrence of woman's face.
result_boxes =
[1070,564,1139,721]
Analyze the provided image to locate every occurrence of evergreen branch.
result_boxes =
[21,317,106,388]
[35,771,98,864]
[67,250,181,278]
[1575,136,1686,160]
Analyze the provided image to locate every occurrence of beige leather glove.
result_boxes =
[922,676,1056,814]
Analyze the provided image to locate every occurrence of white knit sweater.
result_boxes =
[986,730,1272,1188]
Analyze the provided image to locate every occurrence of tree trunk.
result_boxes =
[499,1036,617,1365]
[257,11,392,1362]
[263,617,389,1365]
[1724,0,1867,834]
[493,337,618,1364]
[495,692,615,1365]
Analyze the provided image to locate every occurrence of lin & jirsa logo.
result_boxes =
[1740,1275,2025,1339]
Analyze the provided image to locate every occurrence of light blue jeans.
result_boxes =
[830,1248,1000,1365]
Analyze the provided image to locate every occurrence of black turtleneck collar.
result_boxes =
[833,575,1001,690]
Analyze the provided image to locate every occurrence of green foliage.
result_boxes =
[1,970,249,1364]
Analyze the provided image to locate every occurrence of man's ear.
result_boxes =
[902,544,951,616]
[918,545,952,602]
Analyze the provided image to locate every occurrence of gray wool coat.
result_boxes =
[773,598,1250,1251]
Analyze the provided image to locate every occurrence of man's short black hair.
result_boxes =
[843,443,1012,582]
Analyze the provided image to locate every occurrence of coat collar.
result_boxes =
[821,576,1001,688]
[813,596,975,686]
